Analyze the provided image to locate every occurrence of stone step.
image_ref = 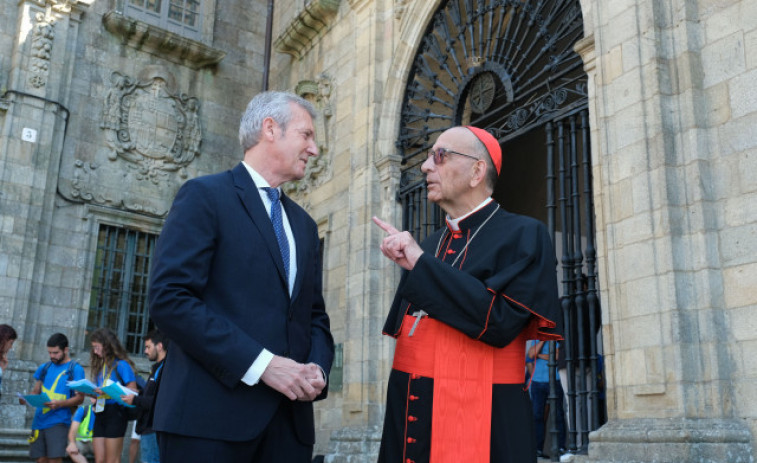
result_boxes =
[0,428,30,463]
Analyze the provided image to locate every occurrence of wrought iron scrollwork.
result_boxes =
[398,0,587,170]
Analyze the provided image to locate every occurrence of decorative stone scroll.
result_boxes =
[283,74,333,196]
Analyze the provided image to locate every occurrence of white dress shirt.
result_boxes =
[239,161,298,385]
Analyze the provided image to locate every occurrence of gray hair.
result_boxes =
[238,91,317,151]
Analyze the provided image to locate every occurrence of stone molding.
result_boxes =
[579,418,754,463]
[102,10,225,69]
[273,0,341,58]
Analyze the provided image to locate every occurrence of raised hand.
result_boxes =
[372,216,424,270]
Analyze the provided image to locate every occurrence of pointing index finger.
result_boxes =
[372,216,400,235]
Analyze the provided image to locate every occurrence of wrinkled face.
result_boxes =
[47,346,67,365]
[421,128,480,209]
[270,103,319,183]
[91,342,103,358]
[144,339,158,362]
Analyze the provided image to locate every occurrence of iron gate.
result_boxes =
[395,0,604,459]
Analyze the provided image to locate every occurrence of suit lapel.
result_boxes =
[231,164,289,289]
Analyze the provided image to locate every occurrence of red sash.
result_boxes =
[393,315,527,463]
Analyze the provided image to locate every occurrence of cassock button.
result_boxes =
[407,415,418,422]
[406,459,415,463]
[409,395,419,401]
[407,437,417,443]
[446,249,455,254]
[452,232,463,239]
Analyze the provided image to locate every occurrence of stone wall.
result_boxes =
[0,0,267,429]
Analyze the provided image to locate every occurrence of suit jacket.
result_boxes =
[148,162,334,443]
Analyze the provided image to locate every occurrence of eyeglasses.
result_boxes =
[427,147,480,165]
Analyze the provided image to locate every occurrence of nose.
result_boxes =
[308,139,319,157]
[421,154,435,174]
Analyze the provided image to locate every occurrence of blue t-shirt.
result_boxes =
[529,340,561,383]
[32,360,85,430]
[95,359,136,404]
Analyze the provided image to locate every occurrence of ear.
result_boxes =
[469,159,487,188]
[262,117,277,141]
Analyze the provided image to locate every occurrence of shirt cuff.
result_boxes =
[241,349,274,385]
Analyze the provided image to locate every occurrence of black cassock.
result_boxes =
[379,199,562,463]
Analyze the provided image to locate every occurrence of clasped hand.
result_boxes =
[260,356,325,401]
[372,217,423,270]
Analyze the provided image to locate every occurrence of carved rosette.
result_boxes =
[284,74,334,197]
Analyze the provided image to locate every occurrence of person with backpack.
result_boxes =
[66,403,95,463]
[89,327,138,463]
[121,329,167,463]
[20,332,86,463]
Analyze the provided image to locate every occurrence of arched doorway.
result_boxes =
[395,0,604,455]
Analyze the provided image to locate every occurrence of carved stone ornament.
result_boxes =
[283,74,333,196]
[100,71,201,180]
[58,70,202,217]
[28,12,55,88]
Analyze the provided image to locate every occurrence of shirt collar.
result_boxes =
[241,161,275,191]
[445,198,493,231]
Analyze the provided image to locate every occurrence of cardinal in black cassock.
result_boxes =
[374,126,562,463]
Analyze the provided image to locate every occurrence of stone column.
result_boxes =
[574,0,754,461]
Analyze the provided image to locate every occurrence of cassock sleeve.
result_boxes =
[399,220,561,348]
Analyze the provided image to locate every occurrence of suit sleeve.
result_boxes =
[149,180,262,388]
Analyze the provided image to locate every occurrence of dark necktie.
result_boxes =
[263,187,289,282]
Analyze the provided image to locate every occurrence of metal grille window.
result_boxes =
[87,225,157,355]
[125,0,202,38]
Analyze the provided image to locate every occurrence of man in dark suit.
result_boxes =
[148,91,335,462]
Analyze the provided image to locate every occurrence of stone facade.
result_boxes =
[1,0,755,462]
